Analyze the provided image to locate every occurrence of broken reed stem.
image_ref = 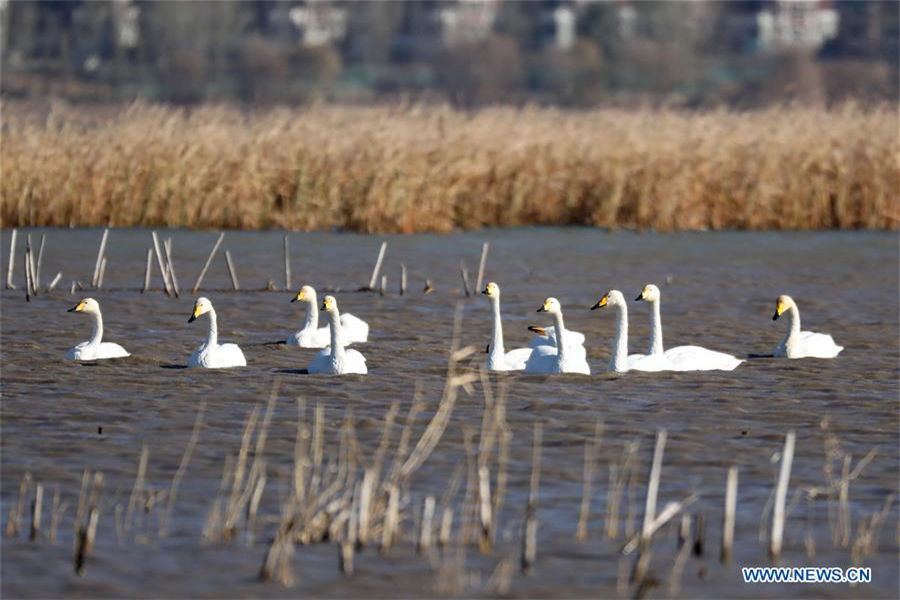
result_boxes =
[6,228,17,289]
[142,247,153,292]
[49,488,65,545]
[161,402,205,536]
[474,242,489,293]
[35,233,45,290]
[97,256,107,289]
[283,235,291,291]
[576,419,602,543]
[29,483,43,541]
[418,495,435,555]
[380,274,386,297]
[225,250,240,291]
[74,472,103,576]
[27,235,37,296]
[439,506,454,548]
[192,232,225,293]
[163,237,180,297]
[48,271,62,291]
[721,466,738,563]
[399,263,407,295]
[770,430,796,561]
[459,261,471,296]
[91,228,108,288]
[521,421,542,575]
[642,429,667,545]
[23,245,31,301]
[150,230,172,296]
[125,444,149,533]
[367,241,387,290]
[6,472,32,537]
[478,465,493,553]
[380,483,399,554]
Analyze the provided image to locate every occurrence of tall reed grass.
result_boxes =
[2,102,897,231]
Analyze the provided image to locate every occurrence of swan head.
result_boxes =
[291,285,316,304]
[591,290,625,310]
[189,297,214,323]
[482,281,500,298]
[537,297,561,314]
[636,284,661,302]
[773,294,795,321]
[321,295,339,313]
[68,298,100,314]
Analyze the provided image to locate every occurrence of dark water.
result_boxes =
[1,227,897,599]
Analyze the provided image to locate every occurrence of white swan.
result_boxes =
[287,285,369,347]
[773,294,843,359]
[524,298,590,375]
[590,290,675,373]
[308,295,368,375]
[65,298,130,360]
[481,282,533,371]
[187,297,247,368]
[635,284,743,372]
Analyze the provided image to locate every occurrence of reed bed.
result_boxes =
[1,102,897,232]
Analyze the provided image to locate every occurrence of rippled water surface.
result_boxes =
[1,227,898,599]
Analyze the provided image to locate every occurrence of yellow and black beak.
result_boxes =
[481,287,490,295]
[68,301,85,313]
[528,325,547,336]
[320,300,329,311]
[188,305,200,323]
[590,295,608,311]
[772,300,786,321]
[635,291,645,302]
[291,290,305,303]
[536,304,546,313]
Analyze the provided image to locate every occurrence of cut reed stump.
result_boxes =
[475,242,489,293]
[150,231,173,296]
[91,228,108,289]
[721,466,738,563]
[521,421,542,575]
[225,250,240,291]
[283,235,292,291]
[142,248,153,293]
[6,228,17,290]
[770,430,795,562]
[360,241,387,291]
[192,232,224,293]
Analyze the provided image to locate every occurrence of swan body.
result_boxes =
[636,284,743,372]
[591,291,676,373]
[308,295,368,375]
[773,295,843,359]
[65,298,130,360]
[288,286,369,347]
[187,297,247,368]
[481,282,534,371]
[524,298,590,375]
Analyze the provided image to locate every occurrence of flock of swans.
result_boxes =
[63,282,843,375]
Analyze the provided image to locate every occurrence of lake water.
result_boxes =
[1,227,897,598]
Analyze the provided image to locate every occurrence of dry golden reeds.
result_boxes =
[1,101,896,232]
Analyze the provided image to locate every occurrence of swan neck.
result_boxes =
[552,310,567,363]
[648,299,664,355]
[611,304,629,372]
[88,311,103,346]
[329,309,345,359]
[783,304,801,345]
[206,308,218,348]
[303,299,319,331]
[489,296,505,359]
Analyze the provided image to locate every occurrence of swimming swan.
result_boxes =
[308,295,368,375]
[772,294,843,359]
[187,297,247,368]
[288,285,369,347]
[635,284,743,372]
[65,298,130,360]
[590,290,675,373]
[482,282,533,371]
[524,298,590,375]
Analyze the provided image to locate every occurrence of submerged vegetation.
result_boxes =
[1,102,897,232]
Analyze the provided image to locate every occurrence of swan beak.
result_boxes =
[528,325,547,336]
[188,304,201,323]
[635,292,644,301]
[292,290,305,303]
[68,301,85,313]
[773,300,786,321]
[536,305,546,313]
[188,314,197,323]
[481,288,489,295]
[590,295,608,310]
